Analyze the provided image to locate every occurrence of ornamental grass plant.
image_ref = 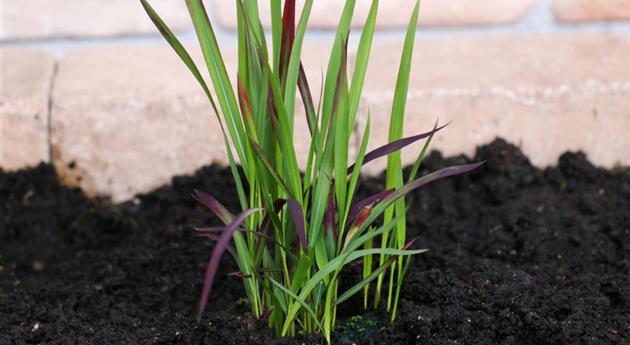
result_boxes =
[141,0,482,342]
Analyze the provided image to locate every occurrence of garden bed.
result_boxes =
[1,139,628,344]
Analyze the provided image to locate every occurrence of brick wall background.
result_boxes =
[2,0,630,202]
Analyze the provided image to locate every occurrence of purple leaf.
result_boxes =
[286,199,307,252]
[193,190,234,225]
[380,162,485,211]
[347,123,450,175]
[198,208,262,319]
[193,226,245,233]
[347,189,394,224]
[279,0,296,85]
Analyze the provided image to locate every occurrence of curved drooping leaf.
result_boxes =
[198,208,263,318]
[193,190,234,225]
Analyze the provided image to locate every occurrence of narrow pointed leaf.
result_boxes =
[409,119,439,182]
[281,247,426,335]
[278,0,296,85]
[268,276,323,332]
[347,123,449,175]
[338,236,420,304]
[249,140,293,198]
[361,162,486,234]
[324,192,337,238]
[198,208,263,318]
[193,190,234,225]
[283,0,314,125]
[298,63,317,135]
[348,0,379,131]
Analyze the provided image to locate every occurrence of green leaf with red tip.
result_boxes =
[347,189,394,225]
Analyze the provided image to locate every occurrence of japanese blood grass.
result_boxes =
[141,0,483,342]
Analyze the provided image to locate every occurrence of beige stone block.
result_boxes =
[1,49,54,171]
[1,0,189,39]
[554,0,630,22]
[51,43,330,202]
[357,34,630,174]
[213,0,535,29]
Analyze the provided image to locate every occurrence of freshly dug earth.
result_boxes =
[1,139,628,345]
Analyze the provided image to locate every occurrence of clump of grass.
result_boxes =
[141,0,482,342]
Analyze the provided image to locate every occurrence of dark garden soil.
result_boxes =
[1,139,629,345]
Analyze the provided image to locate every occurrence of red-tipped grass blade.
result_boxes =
[343,205,373,251]
[237,75,256,136]
[347,189,394,225]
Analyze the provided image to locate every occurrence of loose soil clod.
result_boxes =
[1,139,628,344]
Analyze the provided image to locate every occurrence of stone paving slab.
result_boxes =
[213,0,535,29]
[357,33,630,174]
[1,49,55,171]
[50,43,331,202]
[19,33,630,201]
[554,0,630,22]
[1,0,189,39]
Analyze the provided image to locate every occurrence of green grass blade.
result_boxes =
[338,256,395,305]
[250,140,294,198]
[376,0,420,308]
[186,0,250,173]
[270,0,282,72]
[268,277,323,333]
[281,247,426,335]
[348,0,379,134]
[140,0,214,110]
[313,0,356,176]
[408,119,438,183]
[263,63,304,203]
[333,38,350,229]
[283,0,313,129]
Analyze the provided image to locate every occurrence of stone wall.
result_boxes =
[2,0,630,202]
